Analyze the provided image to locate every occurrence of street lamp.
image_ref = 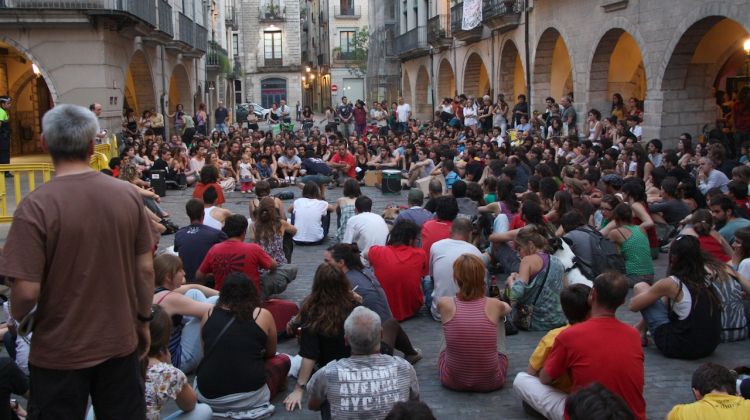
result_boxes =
[32,63,41,78]
[306,66,311,73]
[744,39,750,56]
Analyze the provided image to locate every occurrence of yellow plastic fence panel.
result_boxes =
[0,163,55,223]
[94,143,112,160]
[89,152,109,171]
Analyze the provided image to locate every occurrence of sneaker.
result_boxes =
[285,176,290,183]
[404,348,423,365]
[290,176,296,184]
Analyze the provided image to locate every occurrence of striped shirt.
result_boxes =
[438,298,508,392]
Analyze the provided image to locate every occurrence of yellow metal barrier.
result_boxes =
[89,134,119,171]
[0,163,55,223]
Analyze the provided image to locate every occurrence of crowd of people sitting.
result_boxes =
[4,90,750,419]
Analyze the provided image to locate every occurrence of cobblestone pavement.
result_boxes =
[2,182,748,419]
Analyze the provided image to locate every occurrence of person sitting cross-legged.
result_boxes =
[306,306,420,419]
[539,272,646,420]
[512,283,592,420]
[437,254,511,392]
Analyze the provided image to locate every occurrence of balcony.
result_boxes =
[334,5,361,19]
[334,50,358,63]
[451,3,483,43]
[427,14,451,49]
[177,12,194,47]
[394,26,428,59]
[259,4,285,22]
[194,23,208,53]
[207,41,227,69]
[0,0,157,28]
[156,0,173,37]
[482,0,522,32]
[225,4,238,30]
[256,53,302,73]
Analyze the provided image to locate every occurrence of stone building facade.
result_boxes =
[327,0,369,103]
[396,0,750,145]
[236,0,303,110]
[0,0,208,155]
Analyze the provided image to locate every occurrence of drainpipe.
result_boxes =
[430,46,435,122]
[160,44,169,140]
[524,0,531,110]
[490,29,495,98]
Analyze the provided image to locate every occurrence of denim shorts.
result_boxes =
[641,298,670,334]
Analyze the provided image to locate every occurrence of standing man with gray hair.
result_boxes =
[307,306,420,419]
[0,104,156,418]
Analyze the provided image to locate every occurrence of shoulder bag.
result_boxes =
[512,257,552,331]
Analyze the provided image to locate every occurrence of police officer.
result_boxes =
[0,96,11,177]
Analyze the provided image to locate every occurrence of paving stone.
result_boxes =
[3,183,748,419]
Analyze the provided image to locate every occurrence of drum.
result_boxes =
[381,169,402,194]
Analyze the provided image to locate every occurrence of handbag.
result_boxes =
[511,258,552,331]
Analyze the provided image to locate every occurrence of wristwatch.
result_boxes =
[296,381,307,390]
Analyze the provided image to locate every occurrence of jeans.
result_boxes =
[421,276,435,319]
[215,123,228,135]
[640,298,671,335]
[180,289,220,374]
[301,174,332,185]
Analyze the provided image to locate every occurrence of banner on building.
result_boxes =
[462,0,482,31]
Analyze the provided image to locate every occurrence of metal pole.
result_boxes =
[430,46,435,122]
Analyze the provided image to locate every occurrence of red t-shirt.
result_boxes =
[544,317,645,420]
[192,182,225,206]
[331,152,357,178]
[368,245,428,321]
[198,240,273,291]
[421,220,452,254]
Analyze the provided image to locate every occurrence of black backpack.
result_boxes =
[575,226,626,278]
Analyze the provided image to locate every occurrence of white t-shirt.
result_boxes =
[292,198,329,242]
[738,258,750,281]
[396,104,411,122]
[630,124,642,139]
[343,212,389,265]
[429,238,483,320]
[239,162,254,179]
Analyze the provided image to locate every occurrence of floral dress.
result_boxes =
[336,203,356,242]
[146,362,187,420]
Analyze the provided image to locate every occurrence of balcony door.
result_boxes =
[261,78,287,108]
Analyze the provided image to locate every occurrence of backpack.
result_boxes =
[575,226,625,279]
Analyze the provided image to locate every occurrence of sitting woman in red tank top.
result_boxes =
[437,254,511,392]
[681,209,732,262]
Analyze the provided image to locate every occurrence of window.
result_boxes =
[339,30,355,59]
[264,31,282,66]
[261,78,287,109]
[232,33,239,57]
[234,80,242,105]
[340,0,354,14]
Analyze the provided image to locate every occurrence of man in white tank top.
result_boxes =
[202,187,232,230]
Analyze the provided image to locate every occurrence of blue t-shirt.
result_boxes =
[445,171,460,189]
[302,158,332,176]
[396,207,434,227]
[174,224,227,282]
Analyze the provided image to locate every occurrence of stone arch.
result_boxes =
[658,16,750,141]
[463,52,489,98]
[589,29,647,117]
[125,49,157,116]
[415,66,431,119]
[532,27,573,108]
[0,36,59,104]
[169,64,193,116]
[402,69,412,106]
[499,39,526,102]
[437,58,455,100]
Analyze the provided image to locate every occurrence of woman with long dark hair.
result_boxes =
[283,263,414,411]
[196,273,290,415]
[629,235,722,359]
[611,93,625,121]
